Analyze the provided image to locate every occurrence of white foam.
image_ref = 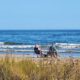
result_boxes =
[0,45,35,48]
[0,43,80,49]
[55,43,80,49]
[0,42,4,45]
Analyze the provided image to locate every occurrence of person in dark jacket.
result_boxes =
[34,44,43,57]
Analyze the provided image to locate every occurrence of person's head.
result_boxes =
[35,44,39,48]
[51,43,55,46]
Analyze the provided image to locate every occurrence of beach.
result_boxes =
[0,0,80,79]
[0,30,80,80]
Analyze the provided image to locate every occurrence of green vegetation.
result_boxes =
[0,57,80,80]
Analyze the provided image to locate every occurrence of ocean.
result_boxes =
[0,30,80,58]
[0,30,80,44]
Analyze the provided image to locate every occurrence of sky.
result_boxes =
[0,0,80,30]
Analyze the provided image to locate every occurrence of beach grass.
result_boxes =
[0,55,80,80]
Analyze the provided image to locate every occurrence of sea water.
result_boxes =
[0,30,80,58]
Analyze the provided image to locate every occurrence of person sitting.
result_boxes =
[47,43,58,58]
[34,44,43,57]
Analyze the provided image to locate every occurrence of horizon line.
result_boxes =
[0,29,80,30]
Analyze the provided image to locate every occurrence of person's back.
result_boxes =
[34,46,40,54]
[49,46,56,53]
[47,44,58,57]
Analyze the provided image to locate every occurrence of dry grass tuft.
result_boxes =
[0,56,80,80]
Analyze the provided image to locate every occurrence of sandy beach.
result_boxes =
[0,53,79,63]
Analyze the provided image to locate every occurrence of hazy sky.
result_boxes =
[0,0,80,30]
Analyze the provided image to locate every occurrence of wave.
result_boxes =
[55,43,80,49]
[0,45,34,48]
[0,42,80,54]
[0,42,80,49]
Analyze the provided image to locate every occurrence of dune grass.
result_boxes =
[0,56,80,80]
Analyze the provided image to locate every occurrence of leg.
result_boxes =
[54,52,58,58]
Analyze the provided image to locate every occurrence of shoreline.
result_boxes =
[0,53,79,62]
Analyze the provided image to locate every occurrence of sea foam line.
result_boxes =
[0,42,80,49]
